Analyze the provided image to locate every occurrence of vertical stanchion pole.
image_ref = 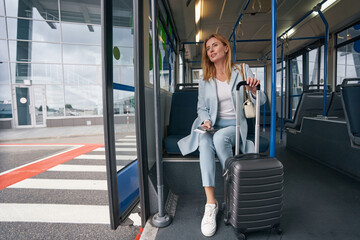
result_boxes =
[318,10,329,117]
[263,63,266,132]
[270,0,277,157]
[280,43,284,140]
[232,32,236,62]
[151,0,171,228]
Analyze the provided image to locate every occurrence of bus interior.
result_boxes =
[102,0,360,239]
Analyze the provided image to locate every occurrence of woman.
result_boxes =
[178,33,266,237]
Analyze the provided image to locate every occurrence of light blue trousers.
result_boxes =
[198,118,239,187]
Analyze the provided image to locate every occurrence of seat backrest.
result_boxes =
[326,90,345,119]
[168,90,198,135]
[290,90,332,130]
[341,79,360,138]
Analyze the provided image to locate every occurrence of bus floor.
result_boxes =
[155,130,360,240]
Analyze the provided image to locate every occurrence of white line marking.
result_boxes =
[115,142,137,146]
[0,145,83,147]
[75,155,136,160]
[0,145,82,176]
[125,136,136,138]
[93,147,137,152]
[128,213,141,226]
[0,203,110,224]
[47,164,124,172]
[116,138,136,142]
[48,164,107,172]
[7,179,107,190]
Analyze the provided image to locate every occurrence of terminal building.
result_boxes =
[0,0,140,129]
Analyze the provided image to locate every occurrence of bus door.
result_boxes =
[101,0,141,229]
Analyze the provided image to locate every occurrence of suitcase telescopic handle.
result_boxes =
[235,81,261,154]
[236,81,261,91]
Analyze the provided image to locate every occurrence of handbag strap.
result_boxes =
[240,63,249,102]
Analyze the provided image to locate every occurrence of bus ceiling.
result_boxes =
[169,0,355,64]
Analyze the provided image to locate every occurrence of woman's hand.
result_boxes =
[246,77,260,95]
[201,120,212,130]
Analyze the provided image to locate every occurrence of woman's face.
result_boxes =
[206,37,228,63]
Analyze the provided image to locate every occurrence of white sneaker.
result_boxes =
[201,201,218,237]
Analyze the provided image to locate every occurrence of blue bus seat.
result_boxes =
[341,79,360,146]
[164,88,199,155]
[326,86,345,119]
[164,84,269,154]
[285,86,332,130]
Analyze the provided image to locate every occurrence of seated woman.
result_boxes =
[177,33,266,237]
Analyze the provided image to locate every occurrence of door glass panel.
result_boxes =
[34,87,44,126]
[16,87,31,126]
[309,48,320,85]
[290,55,303,119]
[112,0,138,224]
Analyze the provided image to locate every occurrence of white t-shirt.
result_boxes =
[216,79,235,119]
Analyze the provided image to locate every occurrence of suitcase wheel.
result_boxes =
[236,232,246,240]
[273,224,283,235]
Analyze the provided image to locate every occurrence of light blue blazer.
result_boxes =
[177,64,266,156]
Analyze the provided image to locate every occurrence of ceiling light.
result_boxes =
[195,0,201,24]
[281,28,295,40]
[196,31,201,42]
[320,0,338,11]
[312,0,338,16]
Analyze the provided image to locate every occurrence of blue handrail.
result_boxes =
[280,43,284,140]
[318,10,329,117]
[113,83,135,92]
[270,0,277,158]
[228,0,251,41]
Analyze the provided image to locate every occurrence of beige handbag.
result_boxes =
[240,63,256,118]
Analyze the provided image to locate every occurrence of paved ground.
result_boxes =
[0,123,141,240]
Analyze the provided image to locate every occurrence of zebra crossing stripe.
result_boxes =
[0,203,110,224]
[115,142,136,146]
[7,178,108,190]
[48,164,124,172]
[116,139,136,142]
[93,147,137,152]
[48,164,106,172]
[75,155,136,160]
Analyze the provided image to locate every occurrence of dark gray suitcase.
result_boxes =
[223,81,283,240]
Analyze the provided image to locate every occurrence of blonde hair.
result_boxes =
[202,33,236,83]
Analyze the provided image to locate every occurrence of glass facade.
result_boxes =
[336,23,360,85]
[336,23,360,45]
[0,0,138,127]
